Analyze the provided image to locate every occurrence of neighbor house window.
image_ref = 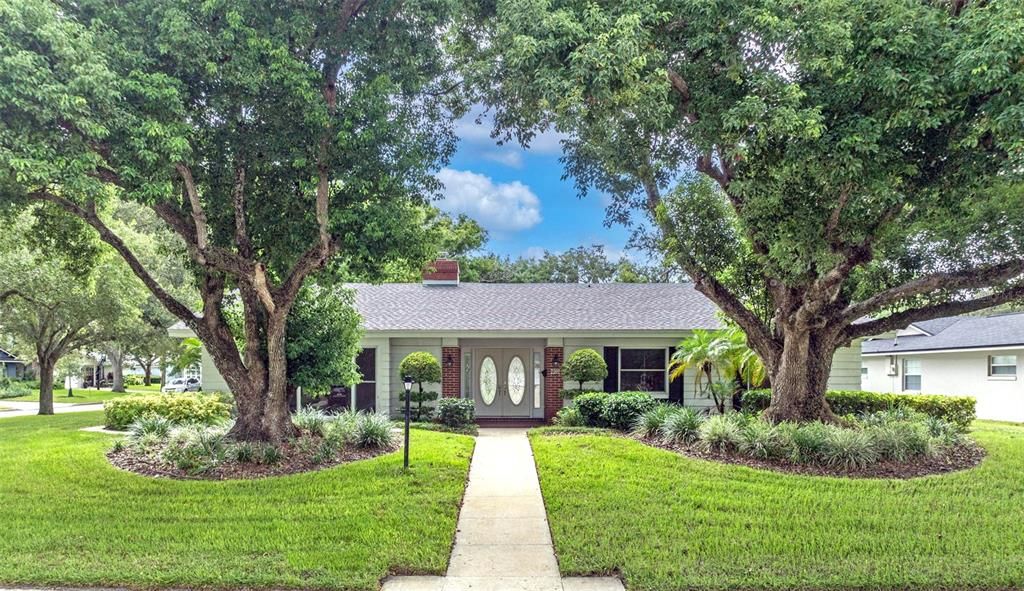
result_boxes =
[619,349,667,393]
[902,359,921,391]
[989,355,1017,377]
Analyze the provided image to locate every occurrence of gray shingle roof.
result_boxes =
[349,283,722,332]
[0,348,22,363]
[863,312,1024,354]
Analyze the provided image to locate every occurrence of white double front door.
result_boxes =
[472,348,532,418]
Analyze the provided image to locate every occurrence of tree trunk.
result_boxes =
[38,357,55,416]
[763,328,837,423]
[108,348,125,392]
[142,359,153,386]
[220,312,295,443]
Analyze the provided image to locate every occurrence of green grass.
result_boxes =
[530,421,1024,591]
[0,412,474,590]
[6,388,131,404]
[126,383,164,393]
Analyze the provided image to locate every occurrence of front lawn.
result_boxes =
[6,388,131,404]
[0,412,474,590]
[530,421,1024,591]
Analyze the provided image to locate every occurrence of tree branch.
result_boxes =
[641,177,779,361]
[843,284,1024,341]
[29,190,199,326]
[175,163,209,252]
[231,162,253,258]
[842,258,1024,324]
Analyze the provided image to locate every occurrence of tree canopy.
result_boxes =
[0,0,480,440]
[483,0,1024,421]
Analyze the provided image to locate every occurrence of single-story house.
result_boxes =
[0,348,25,380]
[862,312,1024,423]
[172,260,863,423]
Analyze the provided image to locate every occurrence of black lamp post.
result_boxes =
[403,375,413,469]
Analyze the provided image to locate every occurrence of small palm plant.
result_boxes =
[669,326,766,413]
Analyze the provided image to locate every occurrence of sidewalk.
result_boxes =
[383,429,623,591]
[0,400,104,419]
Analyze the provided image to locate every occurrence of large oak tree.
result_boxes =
[1,0,477,440]
[484,0,1024,421]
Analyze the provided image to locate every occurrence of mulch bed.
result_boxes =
[108,437,399,481]
[637,435,987,479]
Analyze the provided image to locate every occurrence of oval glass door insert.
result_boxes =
[507,356,526,404]
[480,356,497,405]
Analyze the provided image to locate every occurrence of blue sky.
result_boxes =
[436,108,635,260]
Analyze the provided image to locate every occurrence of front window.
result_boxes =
[619,348,667,393]
[989,355,1017,377]
[903,359,921,391]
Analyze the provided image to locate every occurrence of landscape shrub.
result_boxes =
[553,406,585,427]
[559,389,601,399]
[741,388,975,431]
[658,407,705,444]
[124,375,144,387]
[562,348,608,391]
[104,394,231,430]
[632,404,675,438]
[0,377,31,399]
[602,391,657,430]
[436,398,475,428]
[572,392,610,427]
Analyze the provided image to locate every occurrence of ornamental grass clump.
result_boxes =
[292,407,330,437]
[658,408,705,444]
[699,414,745,453]
[739,419,791,460]
[632,404,676,438]
[821,426,879,470]
[352,412,394,448]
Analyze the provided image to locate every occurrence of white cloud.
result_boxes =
[436,168,542,233]
[481,150,523,168]
[454,106,567,164]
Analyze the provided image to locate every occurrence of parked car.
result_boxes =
[161,378,201,393]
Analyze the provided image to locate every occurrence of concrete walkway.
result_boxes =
[383,429,623,591]
[0,400,104,419]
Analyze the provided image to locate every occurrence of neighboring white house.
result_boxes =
[170,260,863,422]
[862,313,1024,423]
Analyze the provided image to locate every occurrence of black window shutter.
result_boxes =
[668,346,683,403]
[603,346,619,393]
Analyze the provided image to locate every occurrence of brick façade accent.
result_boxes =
[442,346,461,398]
[544,346,564,422]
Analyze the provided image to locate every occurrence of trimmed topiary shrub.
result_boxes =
[104,393,231,430]
[562,348,608,391]
[399,351,442,421]
[436,397,475,428]
[741,388,976,431]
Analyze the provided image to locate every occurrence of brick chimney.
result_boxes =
[423,259,459,286]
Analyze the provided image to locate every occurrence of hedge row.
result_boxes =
[572,391,658,430]
[104,393,232,430]
[740,389,976,431]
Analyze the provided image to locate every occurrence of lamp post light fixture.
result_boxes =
[403,375,413,469]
